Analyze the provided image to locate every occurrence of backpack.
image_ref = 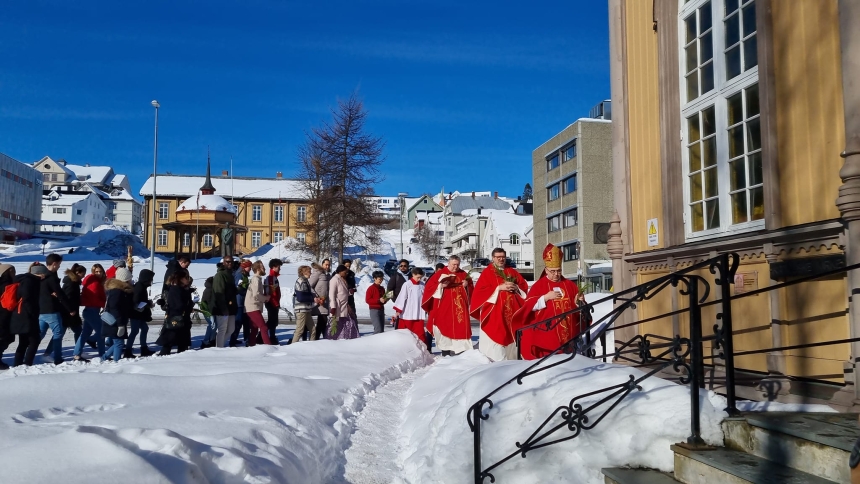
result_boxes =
[0,282,21,312]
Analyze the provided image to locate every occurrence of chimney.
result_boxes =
[471,191,475,198]
[276,172,283,179]
[221,170,229,177]
[494,191,498,199]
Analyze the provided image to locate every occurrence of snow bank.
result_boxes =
[397,352,727,484]
[0,331,434,483]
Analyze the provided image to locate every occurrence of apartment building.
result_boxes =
[0,152,42,242]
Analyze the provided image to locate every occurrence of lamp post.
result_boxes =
[149,100,160,272]
[398,192,408,259]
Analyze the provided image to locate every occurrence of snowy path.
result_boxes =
[344,363,434,484]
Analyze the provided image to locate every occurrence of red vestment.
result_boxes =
[469,265,528,347]
[422,267,473,340]
[513,275,582,360]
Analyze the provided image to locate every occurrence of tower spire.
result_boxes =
[200,146,215,195]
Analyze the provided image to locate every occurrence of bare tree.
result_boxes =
[414,224,443,262]
[295,91,387,261]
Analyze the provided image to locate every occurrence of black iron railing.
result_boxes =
[467,252,860,484]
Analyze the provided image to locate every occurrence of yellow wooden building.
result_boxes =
[607,0,859,403]
[139,167,312,257]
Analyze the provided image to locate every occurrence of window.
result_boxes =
[42,173,50,182]
[158,202,169,219]
[252,205,262,221]
[296,231,306,243]
[273,231,283,243]
[52,207,67,214]
[547,184,560,201]
[203,233,213,247]
[182,233,191,247]
[510,234,520,245]
[563,142,577,162]
[51,173,58,182]
[157,229,168,246]
[274,205,284,222]
[297,205,307,223]
[562,243,578,261]
[77,209,82,216]
[510,251,520,263]
[546,154,560,172]
[251,231,262,248]
[563,175,577,195]
[564,208,578,228]
[681,0,760,237]
[547,215,561,233]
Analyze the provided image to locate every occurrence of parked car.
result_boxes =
[472,258,491,269]
[506,258,517,268]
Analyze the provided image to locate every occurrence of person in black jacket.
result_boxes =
[38,253,76,365]
[386,259,411,302]
[126,269,155,359]
[159,268,193,355]
[0,264,16,370]
[161,256,190,298]
[44,264,88,360]
[103,267,134,362]
[212,256,238,347]
[343,259,357,314]
[12,264,48,367]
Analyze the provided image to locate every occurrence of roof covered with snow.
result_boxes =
[66,164,114,185]
[35,156,77,180]
[140,175,306,200]
[447,195,511,214]
[41,193,97,206]
[486,210,532,237]
[176,194,238,214]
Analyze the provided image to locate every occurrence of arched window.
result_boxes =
[510,234,520,245]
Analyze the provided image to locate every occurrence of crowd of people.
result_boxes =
[0,243,588,369]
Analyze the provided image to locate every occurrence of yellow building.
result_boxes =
[607,0,858,403]
[139,167,312,256]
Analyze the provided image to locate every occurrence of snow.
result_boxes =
[139,176,305,201]
[176,194,237,214]
[0,331,434,483]
[66,164,114,185]
[41,193,93,205]
[485,209,530,237]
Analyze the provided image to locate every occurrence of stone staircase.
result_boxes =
[602,412,857,484]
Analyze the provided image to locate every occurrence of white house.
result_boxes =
[40,190,107,235]
[480,209,535,272]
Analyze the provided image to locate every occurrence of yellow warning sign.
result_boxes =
[647,218,659,247]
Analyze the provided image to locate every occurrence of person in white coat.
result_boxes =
[393,267,428,349]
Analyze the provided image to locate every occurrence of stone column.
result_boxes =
[757,244,790,398]
[835,0,860,402]
[608,211,636,342]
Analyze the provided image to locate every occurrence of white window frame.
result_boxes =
[251,231,262,248]
[158,202,169,219]
[203,233,213,247]
[273,231,283,243]
[157,229,168,246]
[252,204,262,222]
[296,231,306,243]
[182,233,191,247]
[679,0,762,241]
[274,205,284,222]
[297,205,307,223]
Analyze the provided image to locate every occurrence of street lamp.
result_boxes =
[149,100,160,272]
[398,192,408,259]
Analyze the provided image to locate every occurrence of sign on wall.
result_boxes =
[646,218,659,247]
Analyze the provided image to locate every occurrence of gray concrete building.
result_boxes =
[531,102,613,290]
[0,152,43,242]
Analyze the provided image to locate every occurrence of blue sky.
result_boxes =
[0,0,610,199]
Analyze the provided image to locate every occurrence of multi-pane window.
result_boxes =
[563,142,576,162]
[563,208,578,228]
[296,232,306,243]
[547,184,560,201]
[510,234,519,245]
[684,1,714,102]
[157,229,167,246]
[727,84,762,223]
[273,231,283,243]
[547,215,561,233]
[203,233,213,247]
[251,231,262,248]
[562,243,578,261]
[158,202,169,219]
[546,154,560,172]
[724,0,757,81]
[274,205,284,222]
[182,233,191,247]
[52,207,67,214]
[563,175,577,195]
[297,205,307,223]
[681,0,760,237]
[252,204,262,222]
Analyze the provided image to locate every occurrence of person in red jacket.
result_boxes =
[105,259,125,280]
[264,259,282,345]
[74,263,107,359]
[365,271,386,334]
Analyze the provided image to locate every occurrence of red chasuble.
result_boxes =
[513,275,582,360]
[469,265,528,347]
[422,267,473,340]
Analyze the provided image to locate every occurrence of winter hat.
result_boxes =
[0,264,14,280]
[30,264,49,276]
[112,259,126,269]
[114,267,133,282]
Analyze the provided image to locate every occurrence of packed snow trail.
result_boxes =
[343,364,434,484]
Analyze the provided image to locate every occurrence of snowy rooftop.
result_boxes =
[36,156,77,180]
[42,193,94,206]
[486,209,532,237]
[139,175,306,200]
[447,195,511,214]
[66,164,114,185]
[177,194,238,214]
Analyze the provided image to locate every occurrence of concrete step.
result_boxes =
[671,444,838,484]
[723,412,856,483]
[602,467,680,484]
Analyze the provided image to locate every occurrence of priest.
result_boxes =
[422,255,474,356]
[469,248,528,361]
[514,243,586,360]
